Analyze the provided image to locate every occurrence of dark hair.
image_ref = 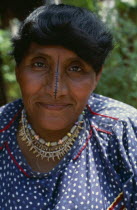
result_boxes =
[12,4,113,73]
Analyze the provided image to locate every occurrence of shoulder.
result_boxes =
[88,93,137,120]
[0,99,23,137]
[87,93,137,163]
[87,93,137,140]
[0,99,23,119]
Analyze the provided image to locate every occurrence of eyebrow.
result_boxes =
[26,50,86,65]
[26,51,52,60]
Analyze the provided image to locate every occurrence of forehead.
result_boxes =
[26,42,80,60]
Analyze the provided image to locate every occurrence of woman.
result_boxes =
[0,4,137,210]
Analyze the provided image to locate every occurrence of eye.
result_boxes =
[31,58,49,71]
[33,62,46,68]
[69,65,82,72]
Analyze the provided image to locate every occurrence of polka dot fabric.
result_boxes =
[0,93,137,209]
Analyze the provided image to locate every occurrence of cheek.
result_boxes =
[70,78,95,102]
[18,72,43,96]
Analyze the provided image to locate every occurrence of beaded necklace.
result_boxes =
[19,109,85,161]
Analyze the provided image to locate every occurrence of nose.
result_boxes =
[45,67,68,99]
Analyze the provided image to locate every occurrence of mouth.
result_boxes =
[38,102,71,111]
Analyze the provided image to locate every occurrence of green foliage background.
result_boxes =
[0,0,137,107]
[0,30,20,101]
[96,1,137,107]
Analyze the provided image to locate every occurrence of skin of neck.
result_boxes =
[27,119,75,142]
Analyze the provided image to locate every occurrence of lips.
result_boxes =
[38,102,71,111]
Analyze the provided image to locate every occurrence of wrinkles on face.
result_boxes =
[16,44,101,133]
[54,56,59,99]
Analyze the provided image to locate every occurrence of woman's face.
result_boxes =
[16,43,101,131]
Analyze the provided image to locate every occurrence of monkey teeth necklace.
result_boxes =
[19,109,85,161]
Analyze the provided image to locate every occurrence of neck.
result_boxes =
[22,109,83,142]
[31,124,74,142]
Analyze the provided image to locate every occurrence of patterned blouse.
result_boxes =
[0,93,137,210]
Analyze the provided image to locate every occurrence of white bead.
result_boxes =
[39,138,45,144]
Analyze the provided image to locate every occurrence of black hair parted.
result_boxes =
[12,4,113,73]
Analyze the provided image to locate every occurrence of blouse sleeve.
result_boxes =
[112,117,137,209]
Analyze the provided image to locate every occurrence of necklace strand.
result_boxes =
[19,109,85,161]
[22,109,83,147]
